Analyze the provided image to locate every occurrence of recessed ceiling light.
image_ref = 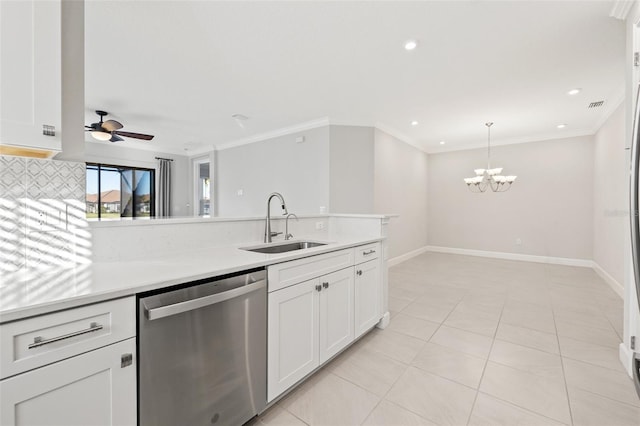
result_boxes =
[557,123,567,129]
[404,39,418,51]
[567,88,581,96]
[439,141,446,145]
[411,120,419,126]
[232,113,249,120]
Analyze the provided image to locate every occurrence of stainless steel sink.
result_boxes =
[242,241,327,254]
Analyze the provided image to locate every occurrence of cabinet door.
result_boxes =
[267,279,319,402]
[0,338,136,426]
[355,259,381,338]
[0,0,61,152]
[319,268,354,364]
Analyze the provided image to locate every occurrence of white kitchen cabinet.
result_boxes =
[318,267,354,363]
[0,297,136,426]
[267,243,383,402]
[0,0,62,154]
[267,268,353,401]
[354,259,381,338]
[267,278,319,401]
[0,338,136,426]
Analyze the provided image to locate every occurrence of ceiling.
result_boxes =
[85,1,626,155]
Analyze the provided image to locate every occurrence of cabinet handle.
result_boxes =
[363,250,376,256]
[28,322,104,349]
[315,284,322,292]
[121,353,133,368]
[356,270,363,276]
[322,282,329,289]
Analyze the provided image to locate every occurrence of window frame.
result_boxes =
[86,162,156,220]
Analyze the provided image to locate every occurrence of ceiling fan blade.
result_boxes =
[110,134,124,143]
[113,131,154,141]
[102,119,123,132]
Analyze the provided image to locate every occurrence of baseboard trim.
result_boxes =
[388,246,430,267]
[592,262,624,298]
[619,343,634,378]
[424,246,593,267]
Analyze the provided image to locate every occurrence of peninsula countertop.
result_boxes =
[0,236,383,323]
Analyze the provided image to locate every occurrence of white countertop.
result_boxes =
[0,236,382,323]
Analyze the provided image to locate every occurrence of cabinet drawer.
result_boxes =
[0,297,135,379]
[268,249,354,292]
[354,243,380,264]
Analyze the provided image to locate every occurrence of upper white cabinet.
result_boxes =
[0,0,62,154]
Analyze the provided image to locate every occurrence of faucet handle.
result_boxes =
[270,231,283,237]
[285,233,294,240]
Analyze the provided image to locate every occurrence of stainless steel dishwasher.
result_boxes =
[138,269,267,426]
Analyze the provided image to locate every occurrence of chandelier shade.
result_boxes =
[464,122,517,193]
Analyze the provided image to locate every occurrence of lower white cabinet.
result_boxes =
[267,267,354,401]
[354,259,381,338]
[0,338,136,426]
[318,268,355,363]
[267,278,319,402]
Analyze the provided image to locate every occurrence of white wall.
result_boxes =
[428,135,594,260]
[330,125,374,213]
[593,103,627,286]
[84,142,191,217]
[374,129,428,259]
[216,126,330,217]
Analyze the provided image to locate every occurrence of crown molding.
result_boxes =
[425,129,595,154]
[373,122,426,153]
[610,1,634,20]
[215,117,330,151]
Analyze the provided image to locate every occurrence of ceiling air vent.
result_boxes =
[588,101,605,108]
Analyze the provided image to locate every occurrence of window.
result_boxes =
[193,156,211,216]
[86,163,155,219]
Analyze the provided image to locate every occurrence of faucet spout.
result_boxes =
[265,192,288,243]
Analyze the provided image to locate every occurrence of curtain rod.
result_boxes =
[155,157,174,161]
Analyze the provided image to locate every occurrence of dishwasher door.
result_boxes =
[138,269,267,426]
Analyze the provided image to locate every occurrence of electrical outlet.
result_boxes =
[515,238,522,246]
[315,221,325,230]
[237,189,244,196]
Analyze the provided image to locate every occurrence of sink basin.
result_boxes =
[242,241,327,254]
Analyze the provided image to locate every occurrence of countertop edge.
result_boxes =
[0,237,384,324]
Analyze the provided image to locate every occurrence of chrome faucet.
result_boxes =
[265,192,288,243]
[285,213,298,240]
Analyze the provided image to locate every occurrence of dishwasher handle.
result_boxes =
[144,279,266,321]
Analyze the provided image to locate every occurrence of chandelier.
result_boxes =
[464,122,517,193]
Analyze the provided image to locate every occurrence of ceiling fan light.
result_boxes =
[91,131,111,141]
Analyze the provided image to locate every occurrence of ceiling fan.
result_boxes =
[85,110,154,142]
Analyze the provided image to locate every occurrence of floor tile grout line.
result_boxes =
[464,282,508,426]
[473,390,573,426]
[568,385,640,410]
[547,270,576,426]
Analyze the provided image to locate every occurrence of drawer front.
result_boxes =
[354,243,380,264]
[0,297,135,379]
[268,249,354,292]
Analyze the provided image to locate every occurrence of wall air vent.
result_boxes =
[588,101,605,108]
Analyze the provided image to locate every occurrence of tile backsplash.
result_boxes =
[0,155,90,272]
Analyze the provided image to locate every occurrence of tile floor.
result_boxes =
[250,253,640,426]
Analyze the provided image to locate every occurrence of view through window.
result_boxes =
[86,163,155,219]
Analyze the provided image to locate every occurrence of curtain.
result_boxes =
[158,159,172,217]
